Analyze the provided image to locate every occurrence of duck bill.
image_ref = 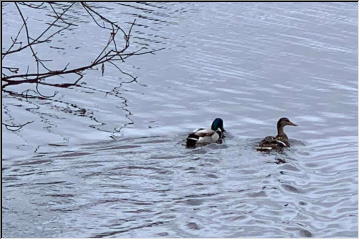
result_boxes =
[289,121,297,126]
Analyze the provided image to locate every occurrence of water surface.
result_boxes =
[2,2,357,237]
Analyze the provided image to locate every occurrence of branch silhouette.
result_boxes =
[2,2,164,131]
[2,2,164,91]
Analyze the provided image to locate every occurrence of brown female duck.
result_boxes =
[256,117,297,152]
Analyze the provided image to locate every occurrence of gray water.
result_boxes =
[2,2,358,237]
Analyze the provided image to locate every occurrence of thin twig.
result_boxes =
[2,121,34,131]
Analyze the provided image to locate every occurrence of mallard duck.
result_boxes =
[186,118,225,148]
[256,117,297,152]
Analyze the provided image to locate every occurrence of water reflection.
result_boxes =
[3,2,357,238]
[6,132,356,237]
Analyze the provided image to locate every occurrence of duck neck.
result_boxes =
[277,125,287,138]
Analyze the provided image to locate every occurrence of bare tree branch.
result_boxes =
[2,121,34,131]
[2,2,164,132]
[2,2,163,90]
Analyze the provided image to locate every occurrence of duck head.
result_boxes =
[277,117,297,129]
[211,118,225,132]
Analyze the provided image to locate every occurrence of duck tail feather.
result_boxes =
[186,133,199,148]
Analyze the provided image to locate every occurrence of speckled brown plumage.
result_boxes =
[257,117,297,152]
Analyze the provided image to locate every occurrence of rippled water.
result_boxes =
[2,2,358,237]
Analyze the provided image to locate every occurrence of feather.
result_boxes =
[194,128,215,137]
[186,118,225,148]
[275,139,287,147]
[186,128,220,147]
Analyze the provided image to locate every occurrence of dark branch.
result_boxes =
[2,121,34,131]
[2,2,164,91]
